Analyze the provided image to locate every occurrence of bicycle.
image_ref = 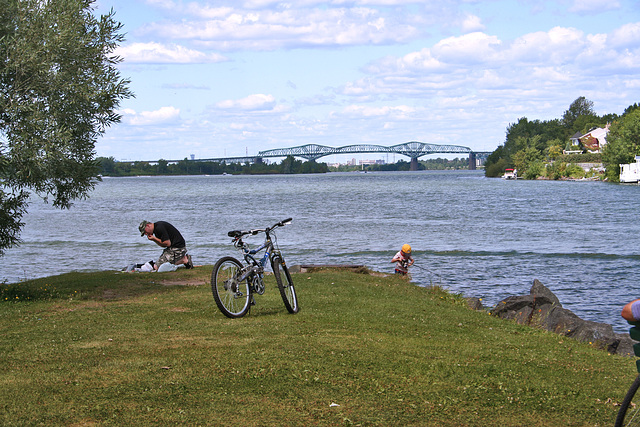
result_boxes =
[211,218,299,318]
[615,321,640,426]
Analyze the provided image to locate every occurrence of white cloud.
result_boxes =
[432,32,503,64]
[184,4,234,18]
[460,13,485,33]
[342,104,416,118]
[609,22,640,49]
[569,0,621,14]
[507,27,585,64]
[138,6,421,50]
[144,0,176,9]
[122,106,181,126]
[345,21,640,114]
[116,42,228,64]
[216,94,277,111]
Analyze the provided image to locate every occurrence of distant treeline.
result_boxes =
[97,155,329,176]
[331,157,470,172]
[97,155,471,176]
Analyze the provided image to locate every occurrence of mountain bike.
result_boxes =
[615,321,640,426]
[211,218,299,318]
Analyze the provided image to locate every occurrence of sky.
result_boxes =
[92,0,640,162]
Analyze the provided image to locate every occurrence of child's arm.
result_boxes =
[622,299,640,322]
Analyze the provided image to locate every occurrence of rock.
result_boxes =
[540,305,620,352]
[466,297,483,311]
[530,279,561,307]
[490,279,624,354]
[490,294,556,324]
[616,334,636,357]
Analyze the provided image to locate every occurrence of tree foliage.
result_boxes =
[0,0,132,254]
[484,97,621,179]
[562,96,596,129]
[602,109,640,182]
[96,156,329,176]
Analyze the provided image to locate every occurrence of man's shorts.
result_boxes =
[157,247,188,266]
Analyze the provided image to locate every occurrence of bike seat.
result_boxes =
[228,230,243,238]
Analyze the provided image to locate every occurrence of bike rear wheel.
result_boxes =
[616,374,640,427]
[211,256,251,318]
[272,256,299,314]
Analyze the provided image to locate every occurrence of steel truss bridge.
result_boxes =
[193,142,489,171]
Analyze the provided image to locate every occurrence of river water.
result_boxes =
[2,171,640,332]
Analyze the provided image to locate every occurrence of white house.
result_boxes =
[564,125,610,155]
[579,124,610,153]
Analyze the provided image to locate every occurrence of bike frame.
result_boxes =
[234,226,283,269]
[241,239,273,271]
[229,227,284,291]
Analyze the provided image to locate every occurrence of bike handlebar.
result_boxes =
[227,218,293,239]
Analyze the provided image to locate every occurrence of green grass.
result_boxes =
[0,268,635,426]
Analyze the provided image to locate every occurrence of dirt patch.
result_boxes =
[290,264,370,274]
[369,271,391,277]
[158,280,206,287]
[102,289,119,300]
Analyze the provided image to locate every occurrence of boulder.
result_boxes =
[616,334,636,357]
[530,279,561,306]
[466,297,483,311]
[491,294,556,324]
[490,279,624,354]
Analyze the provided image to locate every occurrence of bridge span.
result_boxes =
[194,142,490,171]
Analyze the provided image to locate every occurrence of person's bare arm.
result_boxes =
[147,234,171,248]
[622,299,640,322]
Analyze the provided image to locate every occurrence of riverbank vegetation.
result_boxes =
[329,157,470,172]
[0,268,634,425]
[485,97,640,181]
[97,156,471,176]
[97,155,329,176]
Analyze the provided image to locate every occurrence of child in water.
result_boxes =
[391,244,414,275]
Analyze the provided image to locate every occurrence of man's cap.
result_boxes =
[139,220,150,236]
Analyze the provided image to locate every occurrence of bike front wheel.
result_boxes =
[616,374,640,427]
[272,256,299,314]
[211,256,251,318]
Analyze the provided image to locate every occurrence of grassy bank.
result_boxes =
[0,268,636,426]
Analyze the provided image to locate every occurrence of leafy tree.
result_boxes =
[97,156,116,174]
[484,156,508,178]
[602,109,640,182]
[546,143,563,160]
[545,161,564,180]
[157,159,168,174]
[512,142,544,179]
[280,156,302,174]
[0,0,132,254]
[623,103,640,116]
[562,96,596,129]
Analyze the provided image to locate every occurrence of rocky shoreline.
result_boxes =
[468,279,635,356]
